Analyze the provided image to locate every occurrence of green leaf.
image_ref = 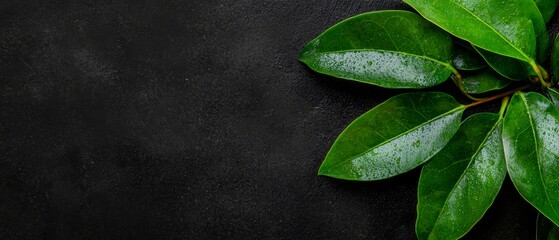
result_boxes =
[416,113,506,240]
[452,45,486,71]
[533,0,559,24]
[546,88,559,109]
[474,47,529,80]
[503,92,559,226]
[299,10,453,89]
[318,92,465,181]
[403,0,545,66]
[535,23,550,65]
[460,69,511,94]
[553,35,559,83]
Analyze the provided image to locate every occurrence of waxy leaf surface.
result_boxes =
[299,10,453,89]
[404,0,546,66]
[503,92,559,226]
[461,70,511,94]
[475,47,529,80]
[318,92,464,181]
[452,46,486,71]
[537,213,559,240]
[533,0,559,24]
[416,113,506,240]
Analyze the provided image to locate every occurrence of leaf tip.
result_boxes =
[317,165,328,176]
[317,161,335,177]
[297,52,310,64]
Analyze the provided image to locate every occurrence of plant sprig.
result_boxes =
[300,0,559,239]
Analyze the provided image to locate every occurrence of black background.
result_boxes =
[1,0,558,239]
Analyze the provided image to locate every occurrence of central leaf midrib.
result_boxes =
[321,106,463,174]
[447,0,531,61]
[428,119,500,238]
[307,49,452,70]
[522,95,559,219]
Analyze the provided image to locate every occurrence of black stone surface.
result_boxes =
[1,0,558,239]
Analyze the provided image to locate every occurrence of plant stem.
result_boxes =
[530,61,549,88]
[498,96,509,118]
[450,68,483,101]
[466,84,530,108]
[539,65,553,88]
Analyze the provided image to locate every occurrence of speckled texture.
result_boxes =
[0,0,557,239]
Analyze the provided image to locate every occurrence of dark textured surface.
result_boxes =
[1,0,558,239]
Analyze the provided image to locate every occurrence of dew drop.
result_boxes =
[413,140,421,147]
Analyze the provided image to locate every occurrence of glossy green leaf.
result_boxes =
[403,0,546,67]
[536,30,550,65]
[299,10,453,89]
[416,113,506,240]
[533,0,559,24]
[547,88,559,109]
[474,47,529,80]
[452,45,486,71]
[503,92,559,226]
[318,92,465,181]
[538,213,559,240]
[553,35,559,83]
[531,0,550,64]
[461,69,511,94]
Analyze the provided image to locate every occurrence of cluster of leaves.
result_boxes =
[300,0,559,239]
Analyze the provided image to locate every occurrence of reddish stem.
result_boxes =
[466,84,531,108]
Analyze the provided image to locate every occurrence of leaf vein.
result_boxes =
[429,119,501,238]
[320,107,463,174]
[522,94,559,220]
[447,0,531,61]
